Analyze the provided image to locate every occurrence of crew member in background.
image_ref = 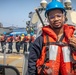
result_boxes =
[28,32,35,52]
[0,32,7,53]
[15,34,21,54]
[29,32,35,43]
[20,34,25,50]
[23,33,29,53]
[7,34,14,53]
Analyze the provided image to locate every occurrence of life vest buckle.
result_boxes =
[55,41,68,46]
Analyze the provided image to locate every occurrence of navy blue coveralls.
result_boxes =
[26,35,43,75]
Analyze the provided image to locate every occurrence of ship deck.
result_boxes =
[0,43,27,75]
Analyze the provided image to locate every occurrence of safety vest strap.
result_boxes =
[43,42,68,46]
[43,33,67,46]
[58,33,65,42]
[44,35,49,63]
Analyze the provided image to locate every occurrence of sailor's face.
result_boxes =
[48,9,65,29]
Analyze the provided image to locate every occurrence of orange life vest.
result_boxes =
[36,24,76,75]
[7,36,13,42]
[0,35,5,41]
[23,36,29,42]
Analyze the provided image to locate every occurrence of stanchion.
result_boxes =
[3,45,6,65]
[22,51,29,75]
[22,42,29,75]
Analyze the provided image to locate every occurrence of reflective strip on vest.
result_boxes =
[62,46,71,62]
[49,45,58,60]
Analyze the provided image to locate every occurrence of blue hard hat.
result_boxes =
[3,32,6,35]
[24,33,27,36]
[10,34,13,36]
[45,0,66,17]
[30,32,34,36]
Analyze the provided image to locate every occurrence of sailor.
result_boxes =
[15,34,21,54]
[23,33,29,53]
[0,32,7,53]
[29,32,35,43]
[20,34,25,49]
[28,32,35,51]
[7,34,14,53]
[27,0,76,75]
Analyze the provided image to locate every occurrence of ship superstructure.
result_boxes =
[26,0,76,38]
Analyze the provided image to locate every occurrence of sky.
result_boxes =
[0,0,76,28]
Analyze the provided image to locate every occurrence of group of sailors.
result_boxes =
[0,32,35,54]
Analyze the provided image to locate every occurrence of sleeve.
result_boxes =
[26,35,43,75]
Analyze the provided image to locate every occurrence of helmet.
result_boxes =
[22,34,24,36]
[10,34,13,36]
[3,32,6,35]
[30,32,34,36]
[24,33,27,36]
[45,0,66,17]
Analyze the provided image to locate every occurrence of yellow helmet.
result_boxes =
[22,34,24,36]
